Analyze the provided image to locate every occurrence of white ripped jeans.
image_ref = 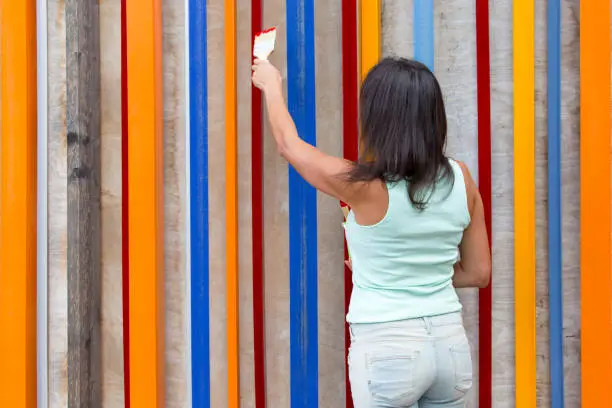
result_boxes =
[348,312,473,408]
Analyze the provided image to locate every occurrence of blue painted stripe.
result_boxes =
[414,0,434,71]
[547,0,564,407]
[189,0,210,406]
[286,0,319,406]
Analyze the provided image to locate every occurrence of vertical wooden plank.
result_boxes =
[120,0,131,405]
[414,0,433,71]
[360,0,380,80]
[342,1,358,407]
[65,1,102,405]
[547,0,563,407]
[251,0,266,406]
[580,1,612,406]
[189,0,211,405]
[126,0,165,405]
[559,2,580,405]
[490,0,515,403]
[225,0,239,405]
[475,1,492,407]
[286,0,318,406]
[0,1,37,407]
[48,0,69,404]
[315,2,345,406]
[513,0,536,406]
[434,4,479,406]
[36,0,49,405]
[99,0,126,405]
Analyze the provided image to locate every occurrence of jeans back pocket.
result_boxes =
[450,341,473,394]
[366,348,422,406]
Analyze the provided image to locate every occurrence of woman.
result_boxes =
[252,56,491,408]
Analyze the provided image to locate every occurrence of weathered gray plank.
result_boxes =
[315,1,346,406]
[561,1,581,406]
[48,0,69,405]
[434,2,479,406]
[99,0,125,405]
[535,0,550,404]
[489,0,516,406]
[65,0,102,406]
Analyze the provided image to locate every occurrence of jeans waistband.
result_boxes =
[349,311,463,340]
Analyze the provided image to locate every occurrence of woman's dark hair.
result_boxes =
[348,57,454,210]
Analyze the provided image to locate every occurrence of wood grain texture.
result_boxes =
[99,0,125,405]
[560,1,580,406]
[489,0,516,405]
[0,1,37,406]
[534,1,550,405]
[126,0,165,405]
[48,0,69,405]
[434,2,479,406]
[315,1,345,406]
[237,0,255,405]
[580,0,612,405]
[162,0,188,406]
[65,1,102,405]
[207,2,229,406]
[262,2,291,406]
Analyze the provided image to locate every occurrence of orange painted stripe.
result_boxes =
[359,0,381,81]
[225,0,239,406]
[580,1,612,406]
[0,1,38,407]
[126,0,165,406]
[513,1,536,406]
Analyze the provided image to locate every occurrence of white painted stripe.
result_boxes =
[184,0,192,406]
[36,0,48,407]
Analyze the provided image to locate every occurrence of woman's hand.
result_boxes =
[252,59,282,94]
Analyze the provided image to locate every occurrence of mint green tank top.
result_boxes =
[344,159,470,324]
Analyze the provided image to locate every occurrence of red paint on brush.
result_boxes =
[252,0,266,407]
[342,0,358,406]
[121,0,130,406]
[476,1,492,407]
[254,26,276,38]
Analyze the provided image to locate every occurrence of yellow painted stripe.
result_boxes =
[126,0,165,406]
[513,1,536,407]
[0,1,37,407]
[225,0,239,406]
[360,0,381,81]
[580,1,612,405]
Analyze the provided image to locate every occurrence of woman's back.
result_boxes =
[345,159,470,324]
[252,54,491,407]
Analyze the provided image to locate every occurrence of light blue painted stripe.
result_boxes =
[36,0,49,406]
[547,0,563,407]
[286,0,318,406]
[189,0,210,406]
[414,0,434,71]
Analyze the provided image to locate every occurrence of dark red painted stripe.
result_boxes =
[121,1,130,406]
[476,1,492,407]
[252,0,266,406]
[341,0,358,406]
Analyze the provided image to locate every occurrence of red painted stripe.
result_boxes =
[121,1,131,406]
[251,0,266,406]
[476,1,492,407]
[342,0,358,406]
